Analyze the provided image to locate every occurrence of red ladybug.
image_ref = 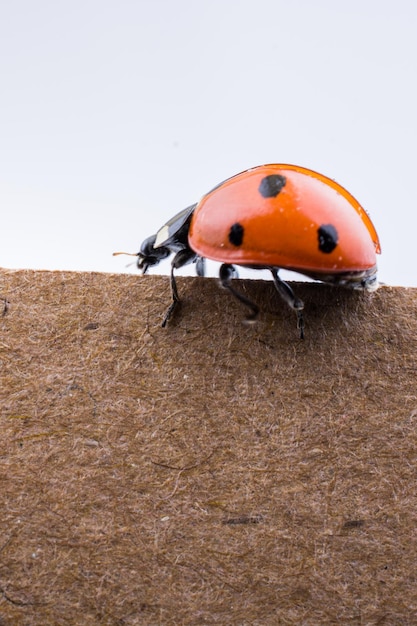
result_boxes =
[133,164,381,338]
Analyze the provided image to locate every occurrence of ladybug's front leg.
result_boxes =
[270,268,304,339]
[162,249,198,327]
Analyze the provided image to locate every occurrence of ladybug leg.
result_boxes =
[195,256,206,277]
[219,264,259,322]
[162,265,179,327]
[162,249,197,327]
[270,268,305,339]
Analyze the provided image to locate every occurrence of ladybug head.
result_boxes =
[137,234,171,273]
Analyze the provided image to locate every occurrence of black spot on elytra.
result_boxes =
[258,174,286,198]
[229,222,244,246]
[318,224,338,253]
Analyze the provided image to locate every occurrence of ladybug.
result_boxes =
[132,164,381,338]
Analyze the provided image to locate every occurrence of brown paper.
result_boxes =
[1,269,416,624]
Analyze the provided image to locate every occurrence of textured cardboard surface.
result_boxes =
[1,269,417,625]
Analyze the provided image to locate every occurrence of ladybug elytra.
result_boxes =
[129,164,381,338]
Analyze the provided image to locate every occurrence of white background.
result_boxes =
[1,0,416,286]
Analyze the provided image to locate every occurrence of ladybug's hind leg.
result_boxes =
[162,249,198,327]
[219,264,259,322]
[270,268,304,339]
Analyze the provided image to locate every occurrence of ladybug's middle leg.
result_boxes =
[219,264,259,322]
[195,256,206,277]
[270,268,305,339]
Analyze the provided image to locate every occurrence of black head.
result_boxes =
[137,204,197,273]
[137,234,171,273]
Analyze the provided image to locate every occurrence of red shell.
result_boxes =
[188,164,380,274]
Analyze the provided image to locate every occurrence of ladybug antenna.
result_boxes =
[113,251,141,269]
[112,251,139,257]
